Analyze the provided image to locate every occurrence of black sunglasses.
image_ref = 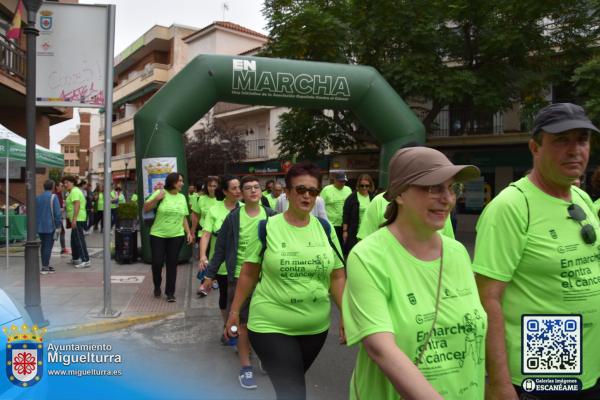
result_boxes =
[567,204,597,245]
[293,185,320,197]
[359,184,371,189]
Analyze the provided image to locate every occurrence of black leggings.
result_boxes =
[216,274,228,310]
[248,330,328,400]
[150,235,184,297]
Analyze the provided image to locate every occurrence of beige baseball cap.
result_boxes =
[384,147,480,201]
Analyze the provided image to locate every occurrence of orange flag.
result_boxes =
[6,0,25,40]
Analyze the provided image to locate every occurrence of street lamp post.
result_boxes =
[23,0,46,326]
[124,161,128,200]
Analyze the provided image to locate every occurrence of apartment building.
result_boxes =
[0,0,72,204]
[91,23,197,195]
[58,131,79,176]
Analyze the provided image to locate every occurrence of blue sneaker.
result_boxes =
[227,336,238,347]
[238,366,257,389]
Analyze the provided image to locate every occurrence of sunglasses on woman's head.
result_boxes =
[293,185,320,197]
[567,203,597,244]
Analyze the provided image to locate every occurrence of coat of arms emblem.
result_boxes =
[4,324,46,388]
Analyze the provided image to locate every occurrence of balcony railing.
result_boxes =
[0,33,26,82]
[245,138,268,159]
[416,107,504,137]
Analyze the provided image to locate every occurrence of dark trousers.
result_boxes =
[216,274,228,310]
[39,233,54,267]
[110,209,116,228]
[59,222,66,251]
[93,211,103,231]
[86,209,94,230]
[248,330,328,400]
[515,379,600,400]
[71,221,89,262]
[150,235,184,297]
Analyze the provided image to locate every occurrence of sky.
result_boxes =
[49,0,268,151]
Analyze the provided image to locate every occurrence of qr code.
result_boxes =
[522,315,581,374]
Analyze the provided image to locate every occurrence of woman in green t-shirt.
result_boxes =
[198,175,241,319]
[225,162,346,400]
[143,172,194,303]
[343,147,486,400]
[342,173,375,257]
[93,184,104,232]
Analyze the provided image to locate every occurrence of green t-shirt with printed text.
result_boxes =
[203,201,232,275]
[344,228,486,400]
[235,205,267,278]
[147,190,189,238]
[193,195,219,230]
[320,184,352,227]
[66,187,87,222]
[357,192,371,228]
[246,214,344,335]
[95,193,104,211]
[357,192,455,240]
[473,177,600,389]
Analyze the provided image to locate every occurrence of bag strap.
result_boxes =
[50,194,56,227]
[316,217,345,267]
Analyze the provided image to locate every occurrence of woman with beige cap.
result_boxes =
[342,147,487,400]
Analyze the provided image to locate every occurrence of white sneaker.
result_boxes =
[75,260,91,268]
[69,258,82,265]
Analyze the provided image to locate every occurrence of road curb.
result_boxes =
[46,312,175,340]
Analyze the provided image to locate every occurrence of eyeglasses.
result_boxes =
[567,203,597,244]
[419,183,463,198]
[292,185,320,197]
[242,185,261,192]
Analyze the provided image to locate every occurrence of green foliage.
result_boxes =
[116,201,138,220]
[262,0,600,154]
[48,168,62,183]
[184,120,247,184]
[573,56,600,125]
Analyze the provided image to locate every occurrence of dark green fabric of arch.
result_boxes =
[134,54,424,262]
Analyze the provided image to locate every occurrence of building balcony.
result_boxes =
[415,106,529,147]
[0,33,25,84]
[100,116,134,140]
[113,63,169,105]
[111,152,136,172]
[244,138,268,160]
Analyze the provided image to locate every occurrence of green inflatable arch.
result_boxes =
[134,54,424,262]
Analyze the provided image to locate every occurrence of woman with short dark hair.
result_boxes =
[226,161,346,400]
[143,172,194,302]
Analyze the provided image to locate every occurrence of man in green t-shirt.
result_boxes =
[474,103,600,399]
[320,172,352,242]
[266,182,283,209]
[203,176,276,390]
[62,176,90,268]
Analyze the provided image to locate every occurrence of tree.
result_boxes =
[573,56,600,125]
[184,121,247,185]
[48,168,62,183]
[262,0,600,154]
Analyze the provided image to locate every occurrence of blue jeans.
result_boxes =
[39,232,54,267]
[71,221,89,262]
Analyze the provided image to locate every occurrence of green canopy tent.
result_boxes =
[0,123,64,267]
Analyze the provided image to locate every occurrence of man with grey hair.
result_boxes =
[474,103,600,399]
[36,180,62,274]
